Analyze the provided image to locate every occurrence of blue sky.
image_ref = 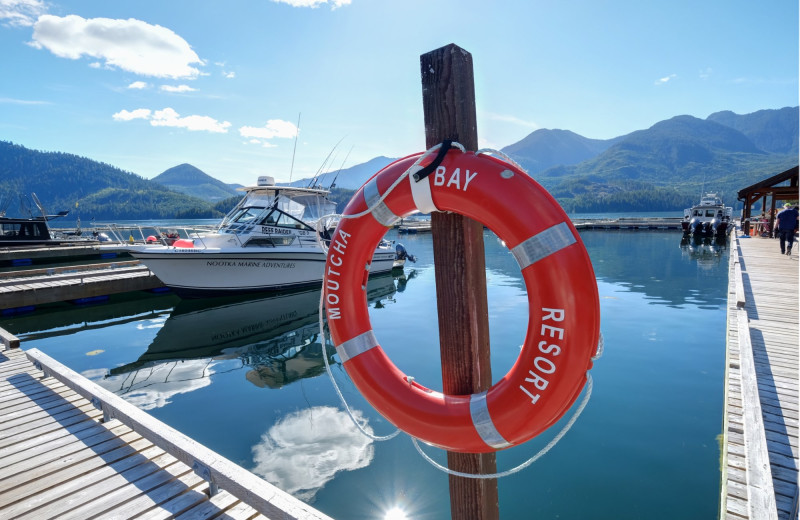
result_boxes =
[1,0,797,186]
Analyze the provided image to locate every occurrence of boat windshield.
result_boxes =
[219,190,335,232]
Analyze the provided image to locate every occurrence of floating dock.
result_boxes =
[0,261,164,311]
[0,342,331,520]
[721,231,799,520]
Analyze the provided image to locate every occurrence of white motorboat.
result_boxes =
[120,176,410,298]
[681,193,733,238]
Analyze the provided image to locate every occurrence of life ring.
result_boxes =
[324,148,600,453]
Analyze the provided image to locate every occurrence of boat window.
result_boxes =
[245,236,295,247]
[233,207,266,224]
[705,210,716,217]
[271,211,311,230]
[693,210,702,217]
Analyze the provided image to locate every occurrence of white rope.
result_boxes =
[314,142,466,441]
[411,374,594,479]
[313,142,601,476]
[475,148,527,173]
[317,290,401,442]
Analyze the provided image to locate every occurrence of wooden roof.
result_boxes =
[737,165,799,201]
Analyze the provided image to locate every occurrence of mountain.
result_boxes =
[707,106,799,154]
[0,107,796,219]
[152,163,242,202]
[286,156,395,190]
[0,141,225,220]
[535,113,796,212]
[501,129,624,173]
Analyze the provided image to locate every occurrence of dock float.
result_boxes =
[0,261,164,310]
[0,342,332,520]
[721,230,798,520]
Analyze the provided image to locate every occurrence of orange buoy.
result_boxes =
[172,239,194,248]
[324,148,600,453]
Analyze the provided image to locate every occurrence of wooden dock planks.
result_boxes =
[0,346,332,520]
[0,264,164,309]
[722,231,799,520]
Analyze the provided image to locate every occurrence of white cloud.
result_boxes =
[0,96,50,105]
[30,15,203,79]
[112,108,152,121]
[699,68,713,80]
[271,0,352,9]
[160,84,197,93]
[128,81,149,89]
[483,111,539,129]
[0,0,46,27]
[251,406,374,500]
[239,119,297,140]
[151,108,231,132]
[113,107,231,133]
[224,71,235,79]
[655,74,677,85]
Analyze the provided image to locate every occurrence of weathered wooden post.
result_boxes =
[420,43,499,520]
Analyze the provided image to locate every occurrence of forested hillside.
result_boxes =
[0,106,796,219]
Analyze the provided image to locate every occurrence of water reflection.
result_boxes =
[96,272,406,404]
[579,230,729,308]
[251,406,375,501]
[679,234,729,269]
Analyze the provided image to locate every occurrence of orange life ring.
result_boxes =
[324,148,600,453]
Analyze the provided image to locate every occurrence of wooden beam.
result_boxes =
[420,44,499,520]
[24,348,332,520]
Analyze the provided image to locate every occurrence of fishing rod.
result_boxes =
[288,112,301,183]
[328,145,354,190]
[307,136,345,189]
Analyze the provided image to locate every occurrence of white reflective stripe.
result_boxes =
[469,391,512,449]
[363,178,400,227]
[335,330,379,363]
[511,222,576,270]
[409,164,439,213]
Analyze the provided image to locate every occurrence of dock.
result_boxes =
[0,342,332,519]
[571,217,683,230]
[721,230,799,519]
[0,261,164,311]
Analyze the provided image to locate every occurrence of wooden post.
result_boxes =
[420,44,499,520]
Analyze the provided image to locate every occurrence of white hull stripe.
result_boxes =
[469,391,512,449]
[511,222,576,270]
[409,164,439,214]
[336,330,379,363]
[364,179,401,228]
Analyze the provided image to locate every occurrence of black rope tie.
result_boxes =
[412,140,453,182]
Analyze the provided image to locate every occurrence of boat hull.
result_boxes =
[130,247,397,298]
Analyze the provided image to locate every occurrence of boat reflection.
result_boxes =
[679,234,729,268]
[99,272,408,404]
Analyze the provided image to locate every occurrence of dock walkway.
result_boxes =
[0,344,331,520]
[722,230,799,520]
[0,261,163,310]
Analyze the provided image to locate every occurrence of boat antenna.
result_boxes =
[328,145,354,190]
[308,136,345,189]
[289,112,301,183]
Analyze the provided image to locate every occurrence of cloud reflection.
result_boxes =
[251,406,374,501]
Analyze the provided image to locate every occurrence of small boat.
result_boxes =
[681,193,733,238]
[0,193,93,247]
[118,176,413,298]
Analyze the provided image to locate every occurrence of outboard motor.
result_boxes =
[395,243,416,263]
[689,218,703,236]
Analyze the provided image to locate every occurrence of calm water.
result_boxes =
[1,229,730,520]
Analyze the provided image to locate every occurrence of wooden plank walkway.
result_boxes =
[0,263,164,310]
[721,230,799,520]
[0,344,332,520]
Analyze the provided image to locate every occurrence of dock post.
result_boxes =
[420,44,499,520]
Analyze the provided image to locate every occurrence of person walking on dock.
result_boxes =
[775,202,799,255]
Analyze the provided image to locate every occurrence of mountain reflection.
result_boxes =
[580,231,729,308]
[96,273,404,405]
[251,406,375,501]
